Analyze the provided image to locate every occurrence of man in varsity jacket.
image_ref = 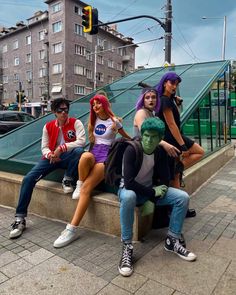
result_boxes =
[118,117,197,277]
[9,98,86,239]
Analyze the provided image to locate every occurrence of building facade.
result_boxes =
[0,0,136,105]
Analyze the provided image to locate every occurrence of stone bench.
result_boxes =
[0,172,153,240]
[0,143,234,240]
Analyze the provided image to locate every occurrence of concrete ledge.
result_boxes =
[183,144,235,194]
[0,143,234,240]
[0,172,146,240]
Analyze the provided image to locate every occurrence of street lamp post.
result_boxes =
[94,40,106,91]
[202,16,227,60]
[222,16,226,60]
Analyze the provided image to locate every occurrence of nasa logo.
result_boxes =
[95,124,106,135]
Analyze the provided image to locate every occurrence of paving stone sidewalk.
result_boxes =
[0,157,236,294]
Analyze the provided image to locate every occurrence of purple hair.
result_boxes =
[156,72,182,98]
[135,88,160,113]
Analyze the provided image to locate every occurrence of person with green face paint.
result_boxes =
[118,117,197,277]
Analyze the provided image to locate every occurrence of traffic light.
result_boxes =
[82,6,98,35]
[91,8,98,35]
[82,6,92,33]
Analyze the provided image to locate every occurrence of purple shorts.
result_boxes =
[91,144,110,163]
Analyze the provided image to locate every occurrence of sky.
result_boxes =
[0,0,235,68]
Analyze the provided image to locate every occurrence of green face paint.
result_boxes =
[141,130,162,154]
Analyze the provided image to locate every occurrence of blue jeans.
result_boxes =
[118,187,189,243]
[15,147,84,217]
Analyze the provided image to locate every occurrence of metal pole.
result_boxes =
[19,81,22,112]
[165,0,172,63]
[94,45,97,91]
[222,16,226,60]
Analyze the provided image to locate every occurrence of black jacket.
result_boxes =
[123,141,171,198]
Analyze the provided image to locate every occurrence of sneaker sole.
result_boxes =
[53,235,79,248]
[118,266,134,277]
[72,194,80,200]
[9,228,25,239]
[164,246,197,262]
[63,189,74,194]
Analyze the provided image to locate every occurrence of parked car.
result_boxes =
[0,111,35,134]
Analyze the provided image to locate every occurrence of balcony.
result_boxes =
[122,55,131,62]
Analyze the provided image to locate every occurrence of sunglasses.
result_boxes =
[56,107,69,113]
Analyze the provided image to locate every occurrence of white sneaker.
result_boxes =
[72,180,83,199]
[62,178,74,194]
[53,224,79,248]
[9,218,26,239]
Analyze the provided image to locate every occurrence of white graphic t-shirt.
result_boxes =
[94,117,122,145]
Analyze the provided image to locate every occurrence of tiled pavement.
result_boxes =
[0,158,236,294]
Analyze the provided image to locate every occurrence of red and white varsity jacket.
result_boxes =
[41,117,86,159]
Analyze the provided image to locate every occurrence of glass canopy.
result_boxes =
[0,60,231,176]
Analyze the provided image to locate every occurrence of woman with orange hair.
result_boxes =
[53,94,130,248]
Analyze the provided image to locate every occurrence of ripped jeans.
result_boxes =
[15,147,83,217]
[118,187,189,243]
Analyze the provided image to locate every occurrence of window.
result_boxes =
[39,68,47,78]
[26,70,32,80]
[75,44,85,56]
[97,55,104,65]
[52,63,62,74]
[108,60,114,68]
[19,113,34,122]
[108,76,114,84]
[40,87,47,96]
[26,53,31,63]
[26,35,31,45]
[52,21,62,33]
[118,48,123,56]
[74,65,85,75]
[3,76,8,83]
[107,41,112,50]
[75,24,84,36]
[74,85,85,95]
[2,60,8,68]
[74,5,82,15]
[2,113,19,121]
[52,42,62,53]
[97,72,104,82]
[2,44,8,53]
[86,69,92,79]
[117,63,122,71]
[86,50,92,61]
[52,2,61,13]
[26,88,32,98]
[38,31,45,41]
[13,74,19,82]
[39,50,45,60]
[13,40,19,50]
[14,57,20,66]
[97,38,103,47]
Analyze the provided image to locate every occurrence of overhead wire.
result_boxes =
[172,17,200,62]
[172,37,201,62]
[109,0,140,21]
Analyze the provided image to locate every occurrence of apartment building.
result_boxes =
[0,0,136,104]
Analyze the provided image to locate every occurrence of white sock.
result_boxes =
[66,224,78,232]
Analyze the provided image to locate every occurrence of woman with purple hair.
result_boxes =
[156,72,204,188]
[133,87,180,157]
